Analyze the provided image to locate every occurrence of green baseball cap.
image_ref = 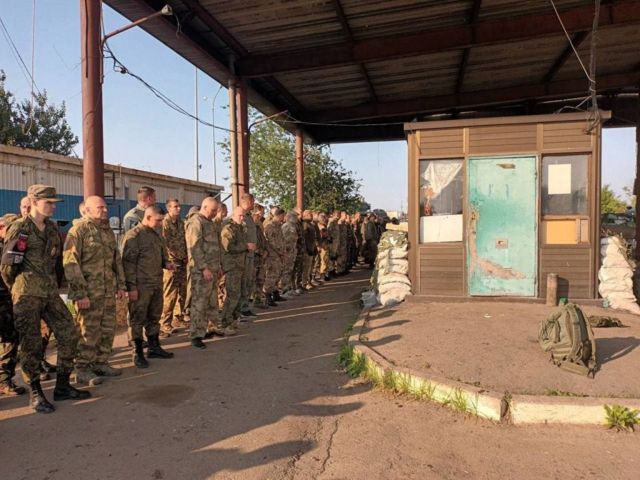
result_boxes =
[27,184,63,202]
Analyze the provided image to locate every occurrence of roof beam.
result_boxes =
[455,0,483,94]
[305,70,640,122]
[543,31,589,84]
[332,0,377,102]
[237,0,640,77]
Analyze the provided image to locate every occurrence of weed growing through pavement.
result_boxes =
[604,404,640,432]
[544,388,587,397]
[444,388,470,414]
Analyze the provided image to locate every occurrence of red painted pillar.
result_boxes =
[296,128,304,210]
[635,95,640,260]
[236,78,249,196]
[80,0,104,198]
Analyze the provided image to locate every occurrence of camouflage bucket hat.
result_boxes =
[27,184,63,202]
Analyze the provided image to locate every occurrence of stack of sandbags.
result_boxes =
[373,230,412,307]
[598,236,640,315]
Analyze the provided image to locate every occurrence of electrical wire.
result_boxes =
[0,14,42,96]
[23,0,37,135]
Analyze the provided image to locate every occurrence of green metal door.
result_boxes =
[467,156,537,296]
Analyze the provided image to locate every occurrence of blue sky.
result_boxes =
[0,1,634,211]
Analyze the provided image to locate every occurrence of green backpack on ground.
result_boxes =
[538,303,598,377]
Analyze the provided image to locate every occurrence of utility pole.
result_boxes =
[194,66,200,181]
[229,78,238,208]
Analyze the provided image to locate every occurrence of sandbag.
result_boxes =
[598,267,633,283]
[389,247,409,260]
[378,281,412,295]
[601,255,632,269]
[379,288,410,307]
[378,273,411,287]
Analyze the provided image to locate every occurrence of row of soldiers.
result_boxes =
[0,184,383,414]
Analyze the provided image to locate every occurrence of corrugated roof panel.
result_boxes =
[479,0,590,20]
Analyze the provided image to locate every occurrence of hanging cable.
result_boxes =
[0,14,42,95]
[23,0,37,135]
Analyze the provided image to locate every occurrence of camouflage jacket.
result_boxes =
[263,218,284,258]
[363,220,379,242]
[221,219,247,272]
[255,221,268,257]
[122,205,145,233]
[162,215,187,263]
[282,221,298,255]
[294,218,304,255]
[302,220,317,256]
[122,224,168,290]
[244,212,257,245]
[0,239,9,299]
[63,218,125,301]
[185,214,221,272]
[327,218,340,255]
[317,223,329,248]
[338,220,348,248]
[0,216,62,298]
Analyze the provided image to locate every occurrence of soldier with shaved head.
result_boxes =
[63,196,127,386]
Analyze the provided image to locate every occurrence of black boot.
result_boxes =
[267,293,278,307]
[133,339,149,368]
[273,290,287,302]
[191,337,206,349]
[29,380,55,413]
[147,335,174,359]
[53,371,91,401]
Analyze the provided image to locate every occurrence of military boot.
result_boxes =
[133,339,149,368]
[0,379,26,396]
[75,368,103,386]
[267,293,278,307]
[53,371,91,401]
[93,363,122,377]
[29,380,54,413]
[147,335,174,359]
[273,290,287,302]
[191,338,206,349]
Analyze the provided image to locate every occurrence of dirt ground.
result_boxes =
[1,268,640,479]
[364,301,640,397]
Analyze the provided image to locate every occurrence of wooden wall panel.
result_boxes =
[539,247,593,299]
[468,124,537,154]
[419,128,464,158]
[542,122,592,151]
[419,244,465,296]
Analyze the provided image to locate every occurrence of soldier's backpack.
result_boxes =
[538,303,598,377]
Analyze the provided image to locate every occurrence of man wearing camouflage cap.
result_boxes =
[63,196,126,386]
[1,185,91,413]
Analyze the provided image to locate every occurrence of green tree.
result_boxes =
[0,71,78,155]
[601,184,628,214]
[221,110,366,212]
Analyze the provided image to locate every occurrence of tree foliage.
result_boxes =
[601,184,628,214]
[221,110,367,212]
[0,71,78,156]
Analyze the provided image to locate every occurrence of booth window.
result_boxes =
[419,159,463,243]
[541,154,589,244]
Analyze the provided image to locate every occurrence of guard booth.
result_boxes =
[405,112,609,300]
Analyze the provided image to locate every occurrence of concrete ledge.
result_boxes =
[349,307,640,426]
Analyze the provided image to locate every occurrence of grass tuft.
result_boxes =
[604,404,640,432]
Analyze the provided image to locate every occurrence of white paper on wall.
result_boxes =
[548,164,572,195]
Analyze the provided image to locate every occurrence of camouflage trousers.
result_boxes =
[12,293,78,383]
[189,269,219,339]
[128,286,162,341]
[184,267,192,317]
[280,249,297,291]
[364,240,378,266]
[220,266,244,326]
[253,254,267,305]
[302,254,314,286]
[336,245,347,273]
[319,247,330,275]
[294,252,304,289]
[0,295,18,384]
[240,253,256,312]
[75,295,117,370]
[160,263,187,331]
[218,273,227,308]
[264,255,283,294]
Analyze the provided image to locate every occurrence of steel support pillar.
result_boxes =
[295,128,304,210]
[635,94,640,260]
[236,78,249,196]
[228,79,239,208]
[80,0,104,198]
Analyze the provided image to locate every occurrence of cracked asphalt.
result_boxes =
[1,267,639,479]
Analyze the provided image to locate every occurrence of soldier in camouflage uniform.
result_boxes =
[252,205,268,309]
[363,213,379,269]
[160,198,188,337]
[280,212,299,297]
[264,208,285,306]
[1,185,91,413]
[301,210,318,289]
[122,186,156,233]
[183,205,200,320]
[185,197,221,349]
[317,213,331,281]
[239,194,258,318]
[63,196,126,386]
[292,208,305,293]
[327,211,341,276]
[0,213,26,397]
[122,206,175,368]
[220,206,248,334]
[337,212,349,274]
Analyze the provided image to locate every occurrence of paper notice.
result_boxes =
[548,164,571,195]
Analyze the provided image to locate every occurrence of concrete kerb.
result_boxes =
[348,307,640,426]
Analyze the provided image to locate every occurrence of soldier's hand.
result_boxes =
[128,289,139,302]
[203,268,213,281]
[116,290,126,300]
[76,297,91,310]
[247,242,257,252]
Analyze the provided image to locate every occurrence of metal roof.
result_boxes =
[104,0,640,142]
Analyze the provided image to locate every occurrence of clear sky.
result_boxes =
[0,1,634,211]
